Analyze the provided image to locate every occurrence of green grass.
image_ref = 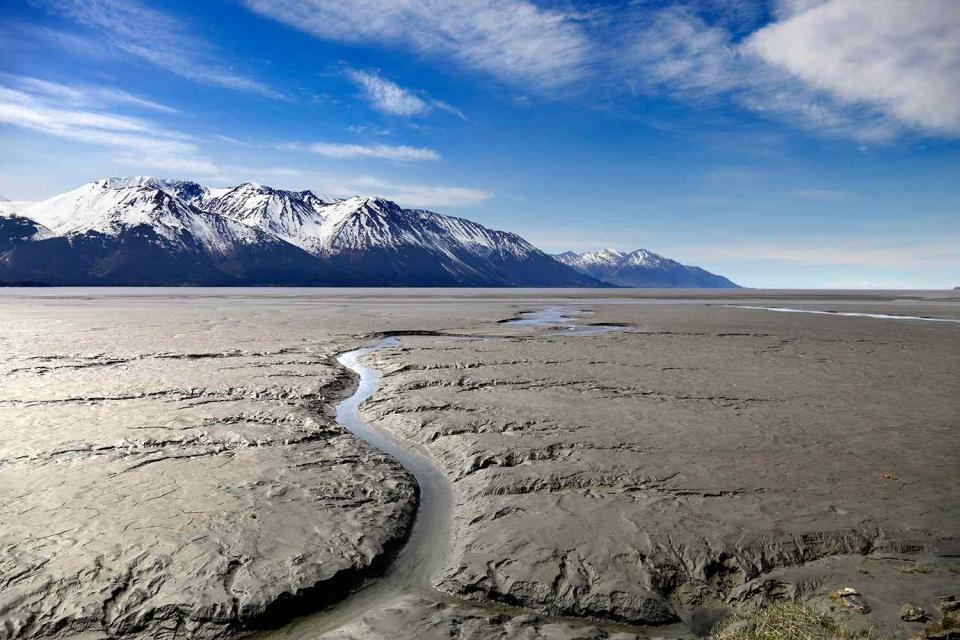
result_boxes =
[711,601,877,640]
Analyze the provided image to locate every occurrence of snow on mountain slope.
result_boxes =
[99,177,212,204]
[556,248,739,288]
[0,180,341,285]
[19,179,271,256]
[317,197,525,255]
[202,185,541,261]
[308,196,598,286]
[558,248,626,268]
[204,182,335,254]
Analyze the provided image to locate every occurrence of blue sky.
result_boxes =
[0,0,957,288]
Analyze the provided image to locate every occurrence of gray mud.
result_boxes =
[0,288,957,640]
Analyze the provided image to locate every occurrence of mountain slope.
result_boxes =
[314,198,597,286]
[0,178,599,287]
[0,213,54,252]
[556,248,739,288]
[203,182,334,254]
[0,180,346,285]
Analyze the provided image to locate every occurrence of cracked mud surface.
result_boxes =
[1,289,957,640]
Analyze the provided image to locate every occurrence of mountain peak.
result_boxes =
[554,247,739,288]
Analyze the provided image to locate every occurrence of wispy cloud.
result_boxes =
[347,69,429,117]
[433,100,468,121]
[35,0,276,97]
[791,188,857,200]
[302,142,440,161]
[344,69,466,121]
[245,0,592,89]
[0,82,220,175]
[4,75,177,113]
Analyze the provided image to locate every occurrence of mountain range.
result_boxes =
[0,178,738,288]
[555,248,739,288]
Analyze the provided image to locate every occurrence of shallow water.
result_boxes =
[507,305,625,335]
[731,305,960,324]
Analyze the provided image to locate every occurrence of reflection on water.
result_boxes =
[507,306,624,335]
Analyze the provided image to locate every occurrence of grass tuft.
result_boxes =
[711,601,877,640]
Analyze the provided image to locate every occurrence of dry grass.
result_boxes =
[711,601,876,640]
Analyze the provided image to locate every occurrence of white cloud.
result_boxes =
[744,0,960,135]
[617,0,960,141]
[306,142,440,161]
[345,69,467,120]
[347,70,429,116]
[322,175,492,208]
[341,176,493,207]
[0,83,221,175]
[621,7,741,96]
[244,0,591,88]
[36,0,276,96]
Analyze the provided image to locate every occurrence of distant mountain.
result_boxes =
[555,248,739,288]
[0,178,598,287]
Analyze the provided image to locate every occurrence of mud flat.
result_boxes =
[0,289,957,639]
[361,295,959,638]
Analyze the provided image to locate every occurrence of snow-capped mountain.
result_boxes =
[310,197,577,285]
[0,177,598,287]
[555,248,739,288]
[203,182,335,255]
[20,179,265,253]
[0,179,351,285]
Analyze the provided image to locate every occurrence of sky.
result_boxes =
[0,0,957,288]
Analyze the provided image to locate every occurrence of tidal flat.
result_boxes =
[0,288,957,640]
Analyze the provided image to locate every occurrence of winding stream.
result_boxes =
[255,337,455,637]
[256,308,639,638]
